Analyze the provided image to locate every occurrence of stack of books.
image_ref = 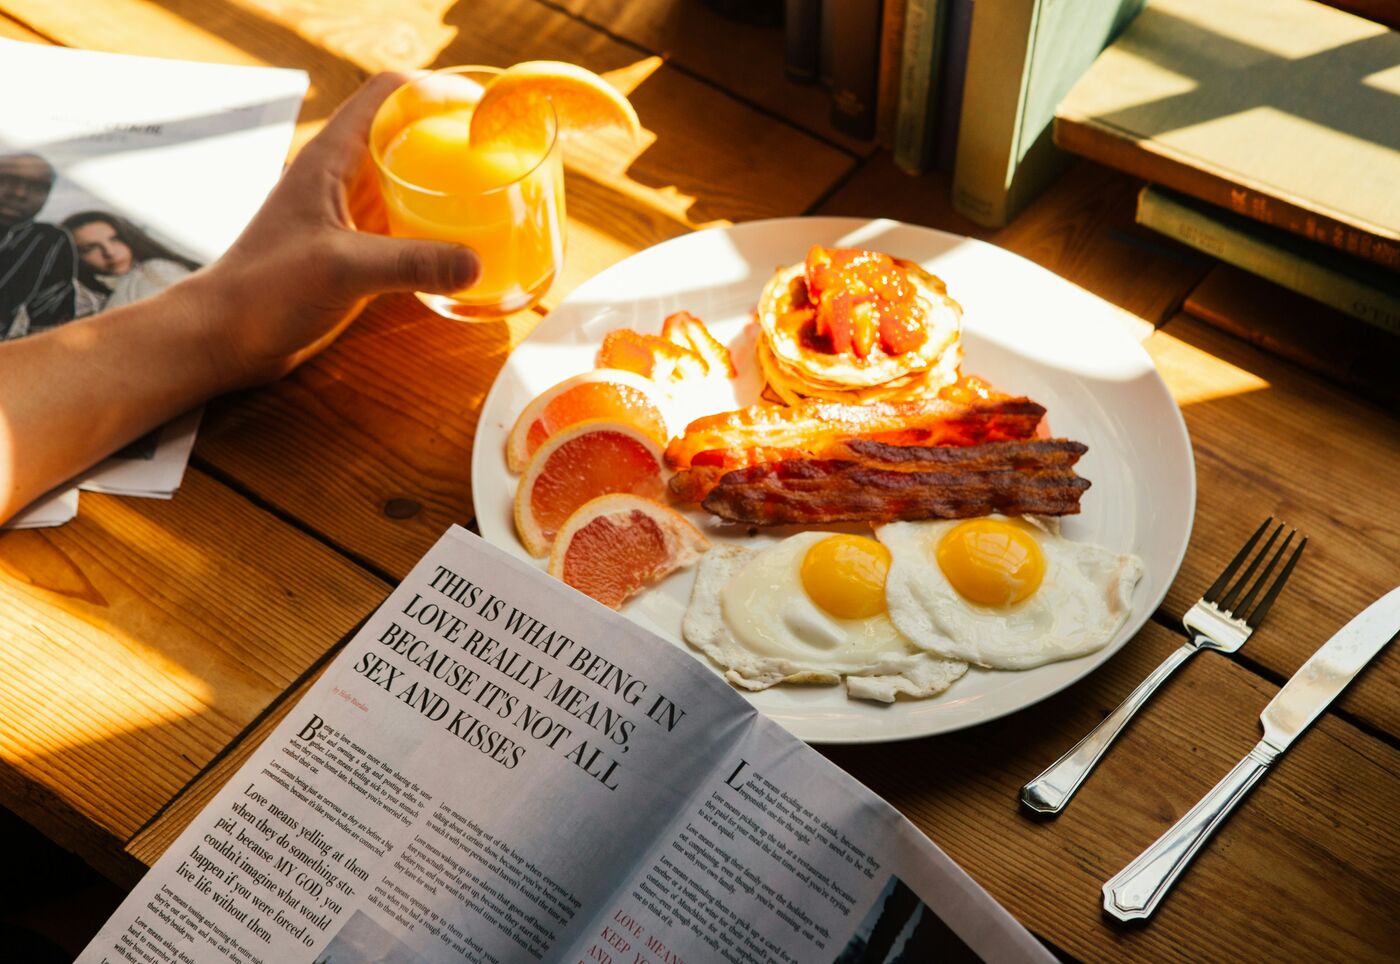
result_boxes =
[1055,0,1399,344]
[785,0,1146,227]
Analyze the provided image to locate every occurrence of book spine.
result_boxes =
[785,0,824,83]
[892,0,945,174]
[874,0,907,147]
[1138,187,1400,335]
[950,0,1038,225]
[932,0,972,172]
[1056,116,1400,273]
[830,0,885,139]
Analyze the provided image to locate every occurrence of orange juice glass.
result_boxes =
[370,66,565,321]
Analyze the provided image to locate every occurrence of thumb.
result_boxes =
[338,232,480,296]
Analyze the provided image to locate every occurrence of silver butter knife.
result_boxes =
[1103,585,1400,922]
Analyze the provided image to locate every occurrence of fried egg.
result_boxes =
[879,517,1143,670]
[682,532,966,701]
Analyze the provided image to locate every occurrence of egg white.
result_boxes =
[879,518,1144,671]
[682,534,967,702]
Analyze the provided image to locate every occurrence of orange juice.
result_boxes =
[371,67,565,321]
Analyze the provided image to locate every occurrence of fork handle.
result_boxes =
[1103,740,1277,921]
[1021,640,1199,814]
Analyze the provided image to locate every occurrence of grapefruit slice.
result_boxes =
[507,370,670,473]
[549,494,710,609]
[469,61,641,148]
[515,419,665,557]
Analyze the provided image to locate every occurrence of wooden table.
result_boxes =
[2,2,1398,960]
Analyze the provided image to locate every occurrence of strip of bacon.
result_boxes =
[665,396,1045,470]
[694,439,1090,525]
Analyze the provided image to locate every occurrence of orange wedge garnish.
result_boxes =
[514,419,665,557]
[549,494,709,609]
[469,61,641,148]
[507,370,670,474]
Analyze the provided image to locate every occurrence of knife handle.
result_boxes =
[1103,740,1277,921]
[1022,641,1199,814]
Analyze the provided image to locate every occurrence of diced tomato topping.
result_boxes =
[801,244,926,358]
[879,309,924,355]
[826,290,854,354]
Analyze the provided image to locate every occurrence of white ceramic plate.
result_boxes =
[472,218,1194,744]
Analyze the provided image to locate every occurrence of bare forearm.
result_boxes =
[0,274,233,521]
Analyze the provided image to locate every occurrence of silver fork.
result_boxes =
[1020,518,1306,815]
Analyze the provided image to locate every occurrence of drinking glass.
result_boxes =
[369,66,566,321]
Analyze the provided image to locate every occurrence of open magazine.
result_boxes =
[0,40,307,526]
[80,527,1051,964]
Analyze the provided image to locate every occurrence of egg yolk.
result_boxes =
[800,535,892,619]
[936,519,1045,606]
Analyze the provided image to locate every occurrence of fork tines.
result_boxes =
[1203,517,1308,626]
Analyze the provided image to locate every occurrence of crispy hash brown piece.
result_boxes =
[664,395,1045,471]
[694,439,1090,525]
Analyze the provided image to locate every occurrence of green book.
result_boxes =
[1138,186,1400,336]
[951,0,1144,227]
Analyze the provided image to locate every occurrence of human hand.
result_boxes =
[189,72,481,389]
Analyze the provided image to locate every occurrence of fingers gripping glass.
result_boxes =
[370,67,566,322]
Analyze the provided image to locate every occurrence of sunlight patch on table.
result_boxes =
[0,603,214,763]
[1145,328,1270,406]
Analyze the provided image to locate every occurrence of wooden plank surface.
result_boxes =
[1145,317,1400,739]
[127,668,325,867]
[0,9,45,40]
[552,0,874,155]
[826,619,1400,963]
[196,299,539,578]
[0,471,388,880]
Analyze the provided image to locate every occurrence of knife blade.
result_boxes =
[1103,585,1400,921]
[1260,584,1400,751]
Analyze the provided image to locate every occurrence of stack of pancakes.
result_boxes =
[755,256,963,405]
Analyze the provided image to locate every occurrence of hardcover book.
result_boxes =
[951,0,1144,226]
[875,0,908,146]
[1138,185,1400,335]
[830,0,886,139]
[1056,0,1400,270]
[893,0,948,174]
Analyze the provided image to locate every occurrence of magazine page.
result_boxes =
[79,525,758,964]
[3,485,78,529]
[562,717,1052,964]
[0,40,306,518]
[77,407,203,497]
[79,526,1047,964]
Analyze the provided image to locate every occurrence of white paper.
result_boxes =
[4,486,78,528]
[78,407,203,497]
